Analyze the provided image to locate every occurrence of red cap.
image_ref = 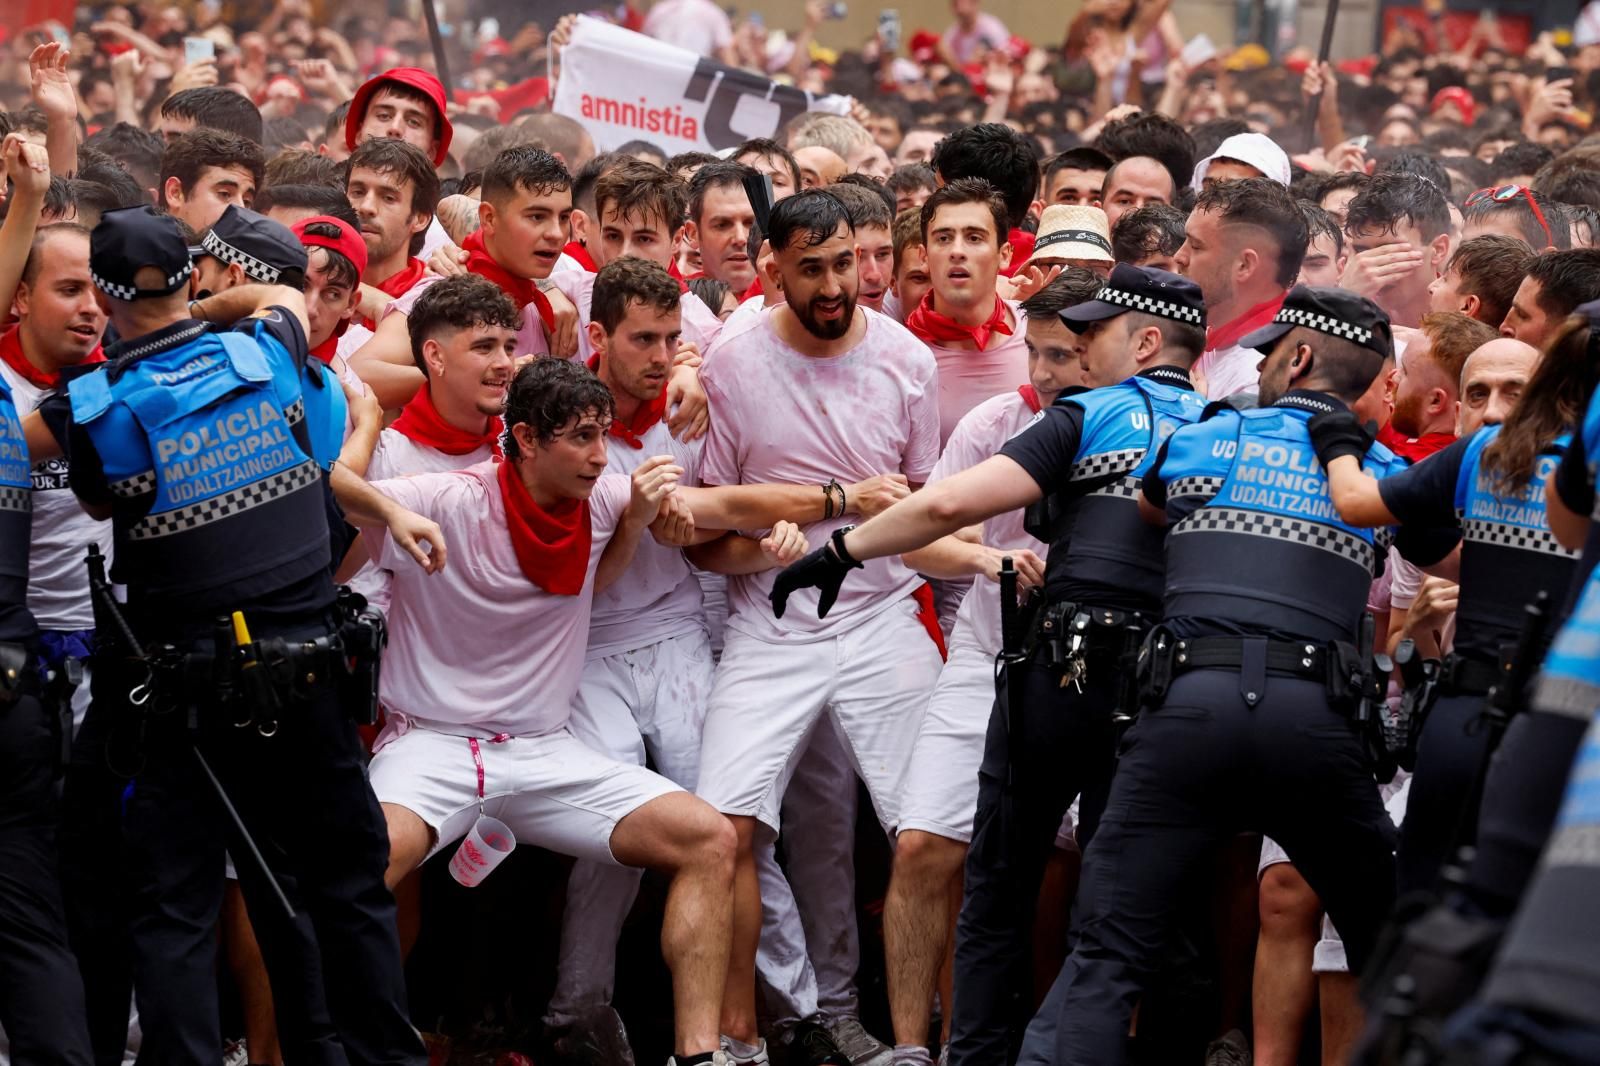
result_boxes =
[473,37,511,64]
[344,66,453,167]
[910,30,941,63]
[1004,34,1031,62]
[291,215,369,278]
[1431,86,1475,127]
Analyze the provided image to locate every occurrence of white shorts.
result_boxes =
[370,723,682,866]
[572,632,715,787]
[698,600,942,833]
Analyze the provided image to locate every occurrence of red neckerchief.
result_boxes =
[911,582,948,661]
[586,354,668,448]
[309,334,339,365]
[741,276,764,302]
[496,457,591,595]
[1205,294,1285,353]
[563,240,597,273]
[358,258,431,330]
[389,384,503,456]
[460,229,556,332]
[0,325,103,389]
[906,292,1013,350]
[1377,422,1456,462]
[1018,384,1042,413]
[1003,228,1035,278]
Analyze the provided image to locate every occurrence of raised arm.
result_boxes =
[348,311,426,410]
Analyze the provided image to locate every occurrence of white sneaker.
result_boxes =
[719,1036,771,1065]
[825,1017,892,1066]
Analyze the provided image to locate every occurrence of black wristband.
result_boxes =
[830,524,864,568]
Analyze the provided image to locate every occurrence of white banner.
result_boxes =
[553,17,851,157]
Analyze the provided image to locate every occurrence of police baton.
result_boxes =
[82,545,297,922]
[1302,0,1341,147]
[997,557,1027,788]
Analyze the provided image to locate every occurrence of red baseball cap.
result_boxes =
[344,66,454,167]
[291,215,369,278]
[910,30,941,63]
[1431,86,1476,127]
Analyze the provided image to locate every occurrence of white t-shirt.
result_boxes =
[350,427,499,613]
[699,305,941,643]
[931,390,1047,658]
[1193,341,1260,401]
[922,305,1029,447]
[642,0,733,55]
[0,361,113,630]
[587,420,706,659]
[371,462,631,737]
[546,270,724,363]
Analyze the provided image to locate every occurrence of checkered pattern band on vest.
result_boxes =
[1461,517,1574,557]
[1093,286,1204,325]
[1071,448,1145,482]
[128,460,321,541]
[91,262,193,301]
[0,485,30,513]
[1089,474,1143,500]
[1170,505,1376,570]
[109,471,157,499]
[1274,306,1373,344]
[285,398,304,425]
[1545,823,1600,869]
[1168,475,1226,501]
[200,230,282,285]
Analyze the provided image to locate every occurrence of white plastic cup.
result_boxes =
[448,814,515,887]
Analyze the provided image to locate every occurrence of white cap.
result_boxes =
[1190,132,1292,192]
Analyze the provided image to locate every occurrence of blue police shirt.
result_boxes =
[0,374,35,642]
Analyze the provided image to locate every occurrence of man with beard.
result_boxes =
[345,138,440,332]
[903,180,1029,445]
[689,191,942,1066]
[1341,172,1454,330]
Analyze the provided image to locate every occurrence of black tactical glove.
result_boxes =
[770,527,864,619]
[1307,408,1375,468]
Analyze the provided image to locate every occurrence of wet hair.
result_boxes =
[766,190,853,254]
[1296,200,1344,258]
[892,205,925,271]
[1374,152,1451,200]
[160,128,266,203]
[735,137,802,194]
[345,137,441,259]
[1043,146,1113,188]
[1444,235,1536,326]
[1541,169,1600,213]
[1480,312,1600,493]
[254,182,355,220]
[481,146,572,208]
[595,159,687,233]
[1092,113,1196,200]
[1488,142,1554,184]
[833,173,895,214]
[75,159,146,211]
[571,152,620,215]
[1284,325,1385,403]
[1417,310,1497,386]
[929,122,1040,230]
[1112,203,1187,264]
[1020,266,1106,319]
[83,122,163,190]
[406,274,521,376]
[36,175,75,221]
[1462,186,1570,250]
[298,219,361,290]
[687,276,733,314]
[160,87,264,144]
[919,178,1008,246]
[665,151,719,180]
[827,180,894,231]
[1315,171,1370,207]
[688,161,755,226]
[21,222,91,286]
[502,357,615,458]
[263,147,343,189]
[591,256,681,334]
[1343,171,1450,243]
[885,163,937,202]
[68,179,134,228]
[615,138,668,167]
[1526,249,1600,320]
[1193,178,1309,287]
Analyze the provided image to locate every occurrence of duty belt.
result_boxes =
[1438,645,1517,697]
[1136,631,1371,714]
[1031,601,1148,694]
[149,631,347,737]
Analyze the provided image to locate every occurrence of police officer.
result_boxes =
[770,263,1210,1064]
[0,350,93,1065]
[1025,287,1406,1064]
[53,206,436,1066]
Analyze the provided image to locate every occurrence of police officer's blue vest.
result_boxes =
[1451,426,1578,664]
[1029,368,1205,613]
[0,375,34,641]
[1531,380,1600,721]
[299,356,347,469]
[1157,395,1408,643]
[67,327,330,614]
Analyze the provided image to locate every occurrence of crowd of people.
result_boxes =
[3,1,1600,1065]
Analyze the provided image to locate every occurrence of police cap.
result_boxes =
[1057,263,1207,333]
[1241,286,1394,362]
[189,204,308,286]
[90,205,194,301]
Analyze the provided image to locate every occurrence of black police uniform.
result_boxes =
[947,266,1208,1065]
[0,373,94,1064]
[1047,289,1407,1065]
[1372,425,1579,894]
[56,207,422,1066]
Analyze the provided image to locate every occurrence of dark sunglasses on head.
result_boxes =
[1464,184,1554,248]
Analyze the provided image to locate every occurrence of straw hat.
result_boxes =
[1027,204,1114,267]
